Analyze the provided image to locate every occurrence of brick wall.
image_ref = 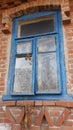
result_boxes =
[0,0,73,130]
[0,101,73,130]
[65,1,73,94]
[0,13,11,97]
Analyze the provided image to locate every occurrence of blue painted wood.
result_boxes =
[15,11,58,39]
[7,20,17,94]
[2,94,73,101]
[57,11,67,95]
[3,10,70,100]
[35,34,61,94]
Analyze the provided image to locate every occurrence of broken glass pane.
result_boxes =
[17,41,32,54]
[13,57,32,94]
[37,36,56,52]
[37,53,59,93]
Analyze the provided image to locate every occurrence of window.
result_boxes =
[3,11,67,100]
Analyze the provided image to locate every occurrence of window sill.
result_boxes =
[2,94,73,101]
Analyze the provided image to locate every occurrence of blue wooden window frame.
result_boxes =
[3,11,72,100]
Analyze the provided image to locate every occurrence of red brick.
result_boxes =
[11,109,20,115]
[71,79,73,84]
[3,101,16,106]
[41,126,49,130]
[56,109,70,126]
[1,73,6,78]
[35,109,44,126]
[61,127,73,130]
[68,58,73,64]
[17,101,34,106]
[12,124,21,130]
[71,65,73,68]
[42,101,55,106]
[56,101,73,108]
[0,101,3,106]
[50,111,60,117]
[4,107,15,123]
[68,50,73,54]
[0,112,5,117]
[35,101,43,106]
[0,69,6,72]
[2,27,11,34]
[4,118,10,123]
[70,6,73,12]
[0,107,3,111]
[0,87,5,91]
[69,114,73,119]
[16,107,24,124]
[30,126,40,130]
[0,81,5,86]
[64,120,73,126]
[49,128,60,130]
[45,109,53,126]
[69,69,73,73]
[0,118,6,123]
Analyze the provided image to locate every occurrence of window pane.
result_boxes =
[37,53,59,93]
[13,57,32,94]
[18,14,54,37]
[17,41,32,54]
[37,36,56,52]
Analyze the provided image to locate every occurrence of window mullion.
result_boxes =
[32,38,36,94]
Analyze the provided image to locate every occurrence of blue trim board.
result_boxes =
[3,10,72,100]
[2,94,73,101]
